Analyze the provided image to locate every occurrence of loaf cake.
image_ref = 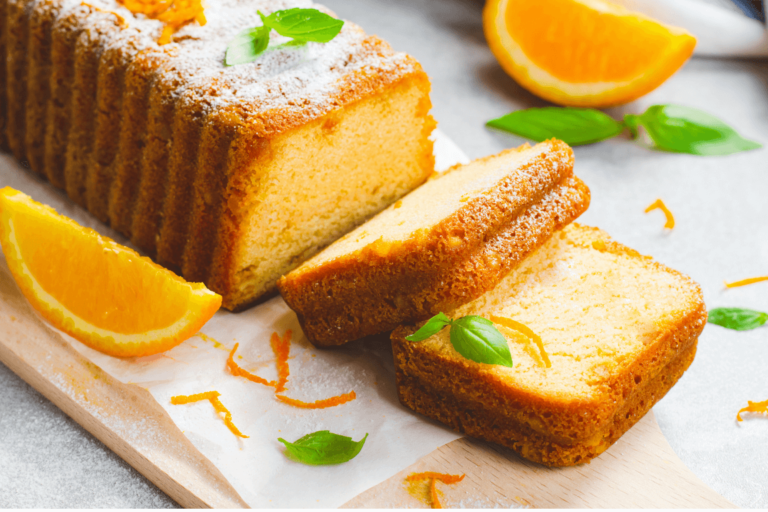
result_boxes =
[392,223,706,467]
[279,140,590,347]
[1,0,435,310]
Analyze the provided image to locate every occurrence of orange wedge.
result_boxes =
[0,187,221,357]
[483,0,696,107]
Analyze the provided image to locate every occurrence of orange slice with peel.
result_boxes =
[0,187,221,357]
[483,0,696,107]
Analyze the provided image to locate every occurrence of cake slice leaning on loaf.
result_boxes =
[279,140,590,347]
[392,224,706,467]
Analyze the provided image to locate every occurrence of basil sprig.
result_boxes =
[487,104,762,155]
[406,313,513,367]
[708,307,768,331]
[278,430,368,465]
[487,107,624,146]
[225,8,344,66]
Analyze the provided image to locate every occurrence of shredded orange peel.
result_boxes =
[491,315,550,368]
[117,0,206,45]
[227,329,355,410]
[170,391,248,438]
[270,330,291,393]
[227,343,276,388]
[724,276,768,289]
[645,199,675,229]
[276,391,356,409]
[736,399,768,422]
[406,472,465,509]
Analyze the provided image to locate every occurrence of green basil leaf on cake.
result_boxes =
[450,315,513,367]
[225,25,271,65]
[486,107,625,146]
[624,105,762,156]
[278,430,368,465]
[260,8,344,43]
[708,307,768,331]
[405,312,453,342]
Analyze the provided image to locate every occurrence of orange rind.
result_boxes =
[483,0,696,107]
[0,187,221,358]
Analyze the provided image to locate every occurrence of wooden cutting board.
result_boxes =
[0,251,735,508]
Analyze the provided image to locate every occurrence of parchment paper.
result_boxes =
[0,130,469,508]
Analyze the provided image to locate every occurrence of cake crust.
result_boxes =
[3,0,435,310]
[391,223,707,466]
[279,140,590,347]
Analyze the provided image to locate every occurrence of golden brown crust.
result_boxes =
[396,338,698,467]
[0,0,7,150]
[7,1,435,311]
[390,224,707,466]
[278,142,589,347]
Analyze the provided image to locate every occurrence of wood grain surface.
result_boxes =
[0,257,735,508]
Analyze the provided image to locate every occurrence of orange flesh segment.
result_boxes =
[430,479,442,509]
[170,391,248,438]
[725,276,768,288]
[276,391,356,409]
[491,315,551,368]
[227,343,276,388]
[13,206,190,333]
[645,199,675,229]
[505,0,679,83]
[270,330,292,393]
[737,399,768,421]
[0,188,220,358]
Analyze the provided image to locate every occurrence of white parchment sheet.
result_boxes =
[0,131,469,508]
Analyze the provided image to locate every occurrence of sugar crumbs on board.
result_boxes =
[736,399,768,421]
[170,391,249,438]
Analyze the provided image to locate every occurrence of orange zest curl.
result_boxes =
[270,330,292,393]
[645,199,675,229]
[406,472,465,509]
[276,391,356,409]
[736,399,768,421]
[117,0,206,45]
[430,478,441,509]
[170,391,249,438]
[406,472,466,485]
[491,315,550,368]
[227,343,276,388]
[725,276,768,289]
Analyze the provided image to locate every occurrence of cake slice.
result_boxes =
[391,223,706,467]
[3,0,435,310]
[279,140,590,347]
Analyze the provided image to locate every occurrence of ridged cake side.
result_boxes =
[3,0,436,310]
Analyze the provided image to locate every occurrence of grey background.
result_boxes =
[2,0,767,507]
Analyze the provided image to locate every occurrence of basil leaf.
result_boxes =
[260,8,344,43]
[405,312,452,342]
[450,316,513,367]
[486,107,624,146]
[225,25,270,66]
[708,307,768,331]
[278,430,368,465]
[624,105,762,156]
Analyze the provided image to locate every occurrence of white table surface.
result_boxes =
[1,0,767,507]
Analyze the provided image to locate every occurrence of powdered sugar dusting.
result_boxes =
[61,0,414,120]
